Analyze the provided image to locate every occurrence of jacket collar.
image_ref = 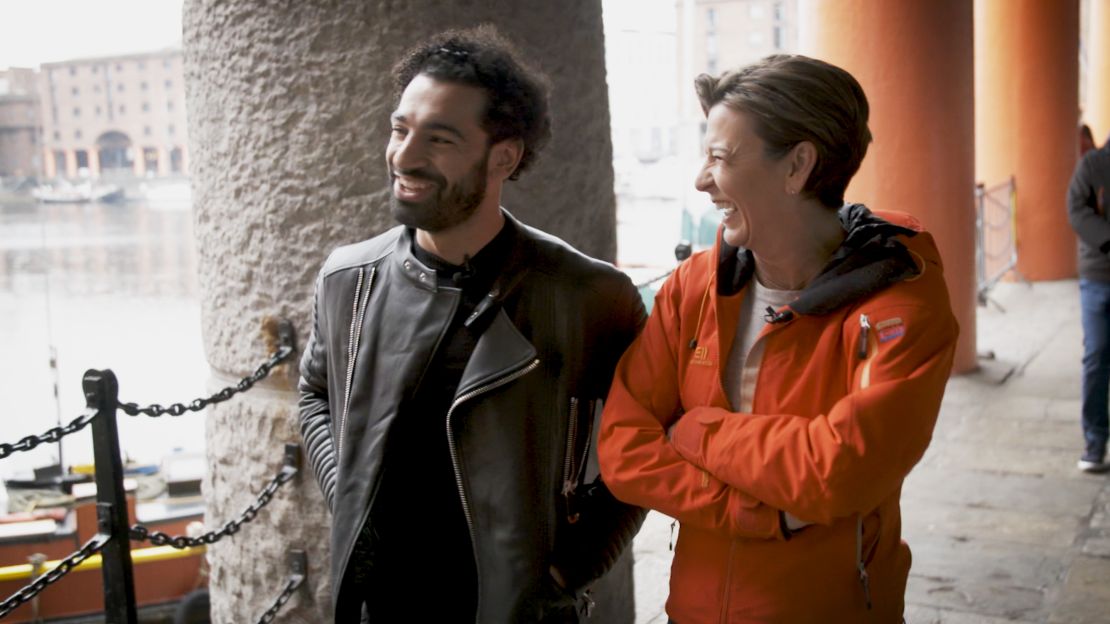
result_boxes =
[393,209,536,324]
[718,203,921,317]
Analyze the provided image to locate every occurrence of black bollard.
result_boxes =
[83,369,138,624]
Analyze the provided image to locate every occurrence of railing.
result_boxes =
[975,176,1020,306]
[0,319,305,623]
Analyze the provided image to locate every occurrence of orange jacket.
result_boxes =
[599,207,958,623]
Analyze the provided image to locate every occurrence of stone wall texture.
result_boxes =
[183,1,622,621]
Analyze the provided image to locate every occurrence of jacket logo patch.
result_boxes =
[690,346,714,367]
[876,317,905,343]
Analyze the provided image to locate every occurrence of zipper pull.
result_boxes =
[857,314,871,360]
[858,564,872,610]
[668,519,677,551]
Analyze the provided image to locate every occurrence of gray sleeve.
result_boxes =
[1067,154,1110,254]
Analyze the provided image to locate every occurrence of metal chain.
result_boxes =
[118,344,293,417]
[256,575,304,624]
[129,448,299,549]
[635,269,675,290]
[0,534,108,618]
[0,408,98,461]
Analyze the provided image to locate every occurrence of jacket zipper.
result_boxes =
[718,540,737,622]
[856,514,873,610]
[446,357,541,620]
[338,265,375,462]
[858,313,877,389]
[559,395,594,521]
[856,316,876,609]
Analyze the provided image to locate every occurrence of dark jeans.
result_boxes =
[1080,278,1110,454]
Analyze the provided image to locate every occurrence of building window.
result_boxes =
[73,107,80,117]
[53,130,60,140]
[164,79,172,89]
[71,87,79,96]
[163,59,172,69]
[706,7,716,29]
[75,149,89,168]
[75,130,82,140]
[119,104,126,114]
[168,124,175,135]
[91,65,99,74]
[144,126,151,136]
[138,61,146,70]
[167,101,174,112]
[773,26,782,50]
[141,81,148,91]
[142,102,150,112]
[69,67,76,76]
[53,151,66,174]
[95,105,101,116]
[117,83,125,92]
[116,63,123,71]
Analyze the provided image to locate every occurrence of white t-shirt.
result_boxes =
[724,278,799,412]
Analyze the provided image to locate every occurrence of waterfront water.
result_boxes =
[0,195,206,481]
[0,185,693,483]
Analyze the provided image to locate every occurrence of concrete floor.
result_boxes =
[631,279,1110,623]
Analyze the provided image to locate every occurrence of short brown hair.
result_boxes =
[695,55,871,208]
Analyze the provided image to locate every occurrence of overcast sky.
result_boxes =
[0,0,184,69]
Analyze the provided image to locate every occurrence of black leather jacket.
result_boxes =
[299,212,647,622]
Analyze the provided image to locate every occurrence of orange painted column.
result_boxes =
[1087,0,1110,143]
[976,0,1078,281]
[799,0,977,373]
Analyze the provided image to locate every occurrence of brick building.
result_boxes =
[39,49,188,179]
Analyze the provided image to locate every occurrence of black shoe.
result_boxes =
[1078,447,1110,473]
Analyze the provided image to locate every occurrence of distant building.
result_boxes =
[39,49,188,179]
[0,68,43,178]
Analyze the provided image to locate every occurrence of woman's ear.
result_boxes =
[785,141,817,195]
[490,138,524,180]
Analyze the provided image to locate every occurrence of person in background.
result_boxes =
[1068,125,1110,473]
[299,26,645,622]
[598,55,959,622]
[1080,123,1098,158]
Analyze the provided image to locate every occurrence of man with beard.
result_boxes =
[298,27,646,623]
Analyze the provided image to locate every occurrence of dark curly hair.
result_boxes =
[392,25,552,181]
[695,55,872,209]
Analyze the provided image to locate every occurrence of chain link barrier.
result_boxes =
[118,342,293,418]
[0,408,98,461]
[256,550,307,624]
[0,534,108,619]
[129,444,300,549]
[0,319,302,620]
[635,269,675,291]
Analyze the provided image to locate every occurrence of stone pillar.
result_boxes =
[1086,0,1110,142]
[799,0,978,373]
[183,1,622,621]
[976,0,1079,281]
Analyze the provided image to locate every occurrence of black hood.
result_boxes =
[717,204,920,317]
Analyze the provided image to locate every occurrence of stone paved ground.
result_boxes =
[630,280,1110,623]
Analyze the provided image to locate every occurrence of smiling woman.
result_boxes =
[598,54,960,623]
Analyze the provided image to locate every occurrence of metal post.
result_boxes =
[83,369,138,624]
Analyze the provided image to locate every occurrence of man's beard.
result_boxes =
[389,153,489,233]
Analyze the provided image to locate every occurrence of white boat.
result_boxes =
[31,181,125,204]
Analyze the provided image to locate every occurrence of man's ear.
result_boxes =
[785,141,817,195]
[490,138,524,180]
